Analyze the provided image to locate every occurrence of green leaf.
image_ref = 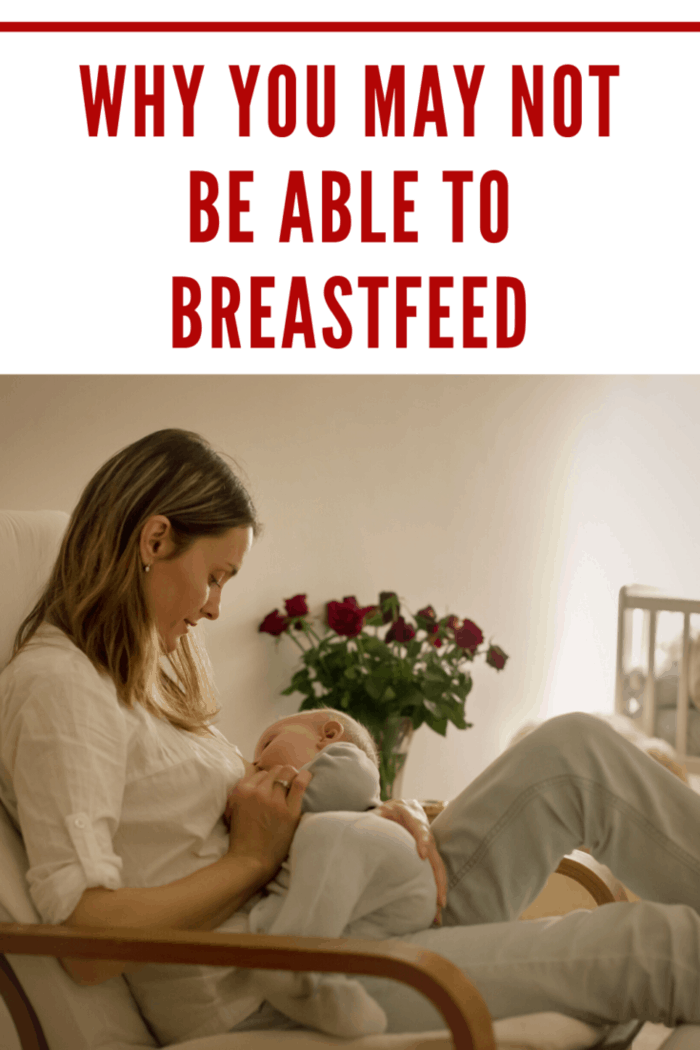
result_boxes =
[400,688,424,709]
[364,607,384,628]
[432,697,467,729]
[280,668,314,697]
[423,668,448,683]
[369,664,393,682]
[426,715,448,736]
[361,636,392,659]
[422,678,447,699]
[364,677,383,701]
[411,709,426,731]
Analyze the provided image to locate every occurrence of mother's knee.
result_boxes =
[543,711,601,732]
[531,712,609,750]
[509,712,617,780]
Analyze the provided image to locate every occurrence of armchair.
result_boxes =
[0,510,646,1050]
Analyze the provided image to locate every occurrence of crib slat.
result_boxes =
[676,613,690,758]
[642,610,657,737]
[614,589,627,716]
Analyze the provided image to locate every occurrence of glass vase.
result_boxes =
[376,715,414,801]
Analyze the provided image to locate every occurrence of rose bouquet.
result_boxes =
[259,591,508,800]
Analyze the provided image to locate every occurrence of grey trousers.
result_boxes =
[236,712,700,1033]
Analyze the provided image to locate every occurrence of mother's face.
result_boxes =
[140,517,253,653]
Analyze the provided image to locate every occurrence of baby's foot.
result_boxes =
[255,970,388,1037]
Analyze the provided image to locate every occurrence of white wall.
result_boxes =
[2,374,699,802]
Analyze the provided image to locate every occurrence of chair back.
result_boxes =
[0,510,158,1050]
[0,510,69,671]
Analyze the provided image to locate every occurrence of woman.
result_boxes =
[0,428,442,1044]
[2,428,700,1043]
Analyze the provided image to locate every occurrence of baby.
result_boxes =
[244,707,438,1038]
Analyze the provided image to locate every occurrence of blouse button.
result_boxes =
[74,817,87,829]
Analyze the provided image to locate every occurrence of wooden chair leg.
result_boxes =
[0,955,49,1050]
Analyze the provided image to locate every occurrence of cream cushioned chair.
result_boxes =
[0,510,651,1050]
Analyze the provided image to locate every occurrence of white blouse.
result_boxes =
[0,623,267,1043]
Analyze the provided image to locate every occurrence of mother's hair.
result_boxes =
[13,429,260,735]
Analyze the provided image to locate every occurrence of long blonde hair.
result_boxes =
[13,429,260,735]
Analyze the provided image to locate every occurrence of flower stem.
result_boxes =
[287,631,308,654]
[355,635,369,671]
[307,624,325,646]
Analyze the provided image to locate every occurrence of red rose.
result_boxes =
[386,616,416,643]
[343,596,359,608]
[430,636,443,648]
[327,599,365,638]
[444,614,459,629]
[416,605,438,632]
[486,644,508,670]
[258,610,288,636]
[284,594,309,617]
[453,619,484,652]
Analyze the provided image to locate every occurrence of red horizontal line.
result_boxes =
[0,21,699,33]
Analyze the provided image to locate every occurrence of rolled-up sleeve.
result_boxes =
[1,648,127,925]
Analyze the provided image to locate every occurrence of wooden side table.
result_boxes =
[420,799,446,823]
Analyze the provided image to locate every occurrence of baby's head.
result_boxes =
[253,708,378,772]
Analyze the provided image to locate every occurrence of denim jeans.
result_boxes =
[235,713,700,1034]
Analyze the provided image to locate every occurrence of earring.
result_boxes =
[144,564,151,573]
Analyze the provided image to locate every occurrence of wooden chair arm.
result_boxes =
[0,922,494,1050]
[555,851,628,906]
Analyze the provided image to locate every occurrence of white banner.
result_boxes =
[0,2,697,371]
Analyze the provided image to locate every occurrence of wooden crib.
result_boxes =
[614,584,700,776]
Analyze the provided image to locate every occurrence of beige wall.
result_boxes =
[2,374,699,802]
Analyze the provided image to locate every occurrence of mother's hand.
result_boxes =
[224,764,312,879]
[374,799,448,925]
